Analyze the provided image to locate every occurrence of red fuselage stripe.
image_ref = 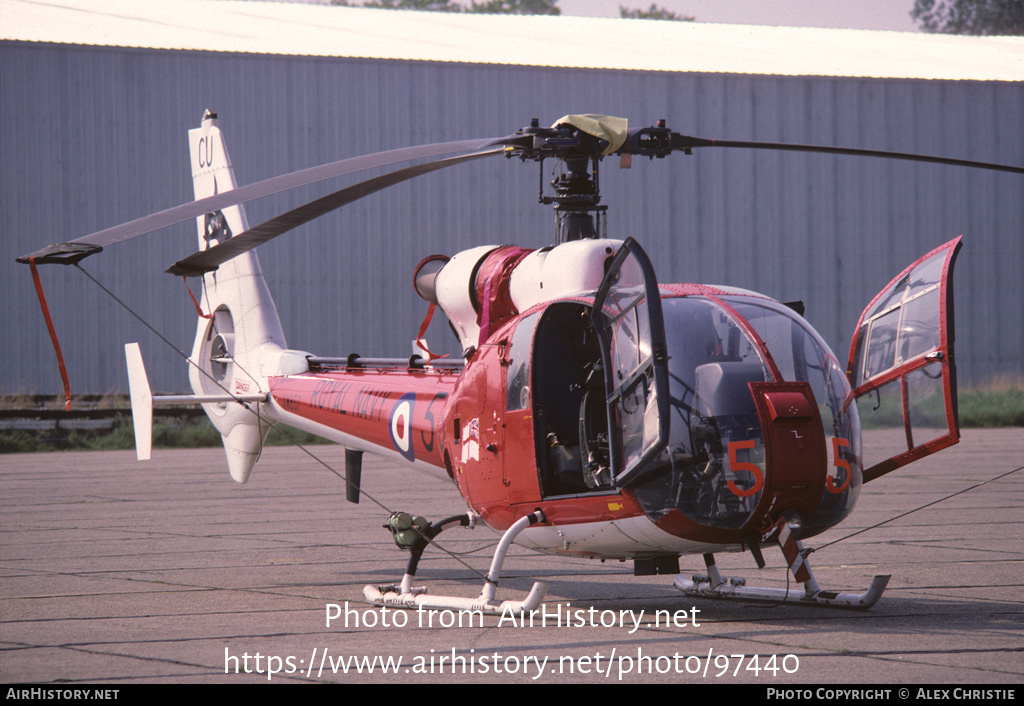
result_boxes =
[270,368,458,468]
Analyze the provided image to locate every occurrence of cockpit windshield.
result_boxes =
[724,297,855,443]
[631,295,861,536]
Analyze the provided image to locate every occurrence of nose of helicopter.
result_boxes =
[749,381,828,534]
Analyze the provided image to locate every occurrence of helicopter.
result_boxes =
[18,112,1021,614]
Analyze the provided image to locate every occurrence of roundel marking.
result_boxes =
[390,392,417,462]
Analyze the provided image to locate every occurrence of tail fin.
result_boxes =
[187,111,307,482]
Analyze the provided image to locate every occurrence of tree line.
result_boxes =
[330,0,1023,34]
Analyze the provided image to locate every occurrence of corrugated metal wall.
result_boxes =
[3,41,1022,394]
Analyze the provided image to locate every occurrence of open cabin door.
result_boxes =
[591,238,670,487]
[847,237,962,482]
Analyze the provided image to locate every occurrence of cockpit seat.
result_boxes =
[694,362,765,418]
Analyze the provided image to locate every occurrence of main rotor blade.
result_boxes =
[167,148,503,276]
[18,136,508,265]
[673,135,1024,174]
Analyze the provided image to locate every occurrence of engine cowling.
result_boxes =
[414,239,622,353]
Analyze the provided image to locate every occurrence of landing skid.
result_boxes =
[674,567,890,609]
[364,510,550,616]
[675,524,890,610]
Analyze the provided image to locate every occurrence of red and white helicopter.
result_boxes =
[20,112,1022,613]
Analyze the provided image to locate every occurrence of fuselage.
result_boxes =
[265,279,862,561]
[139,115,958,568]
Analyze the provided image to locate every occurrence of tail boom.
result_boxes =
[267,367,456,479]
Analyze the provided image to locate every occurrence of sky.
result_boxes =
[557,0,921,32]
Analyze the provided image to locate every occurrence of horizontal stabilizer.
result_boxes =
[125,342,267,461]
[125,343,153,461]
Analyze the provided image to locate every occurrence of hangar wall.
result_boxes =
[2,41,1022,394]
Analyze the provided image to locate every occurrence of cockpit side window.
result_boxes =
[506,312,540,411]
[846,237,961,483]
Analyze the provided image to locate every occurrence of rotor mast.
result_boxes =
[508,118,611,242]
[546,153,603,241]
[508,116,682,243]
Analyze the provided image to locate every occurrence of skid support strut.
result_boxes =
[364,510,550,615]
[674,522,889,610]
